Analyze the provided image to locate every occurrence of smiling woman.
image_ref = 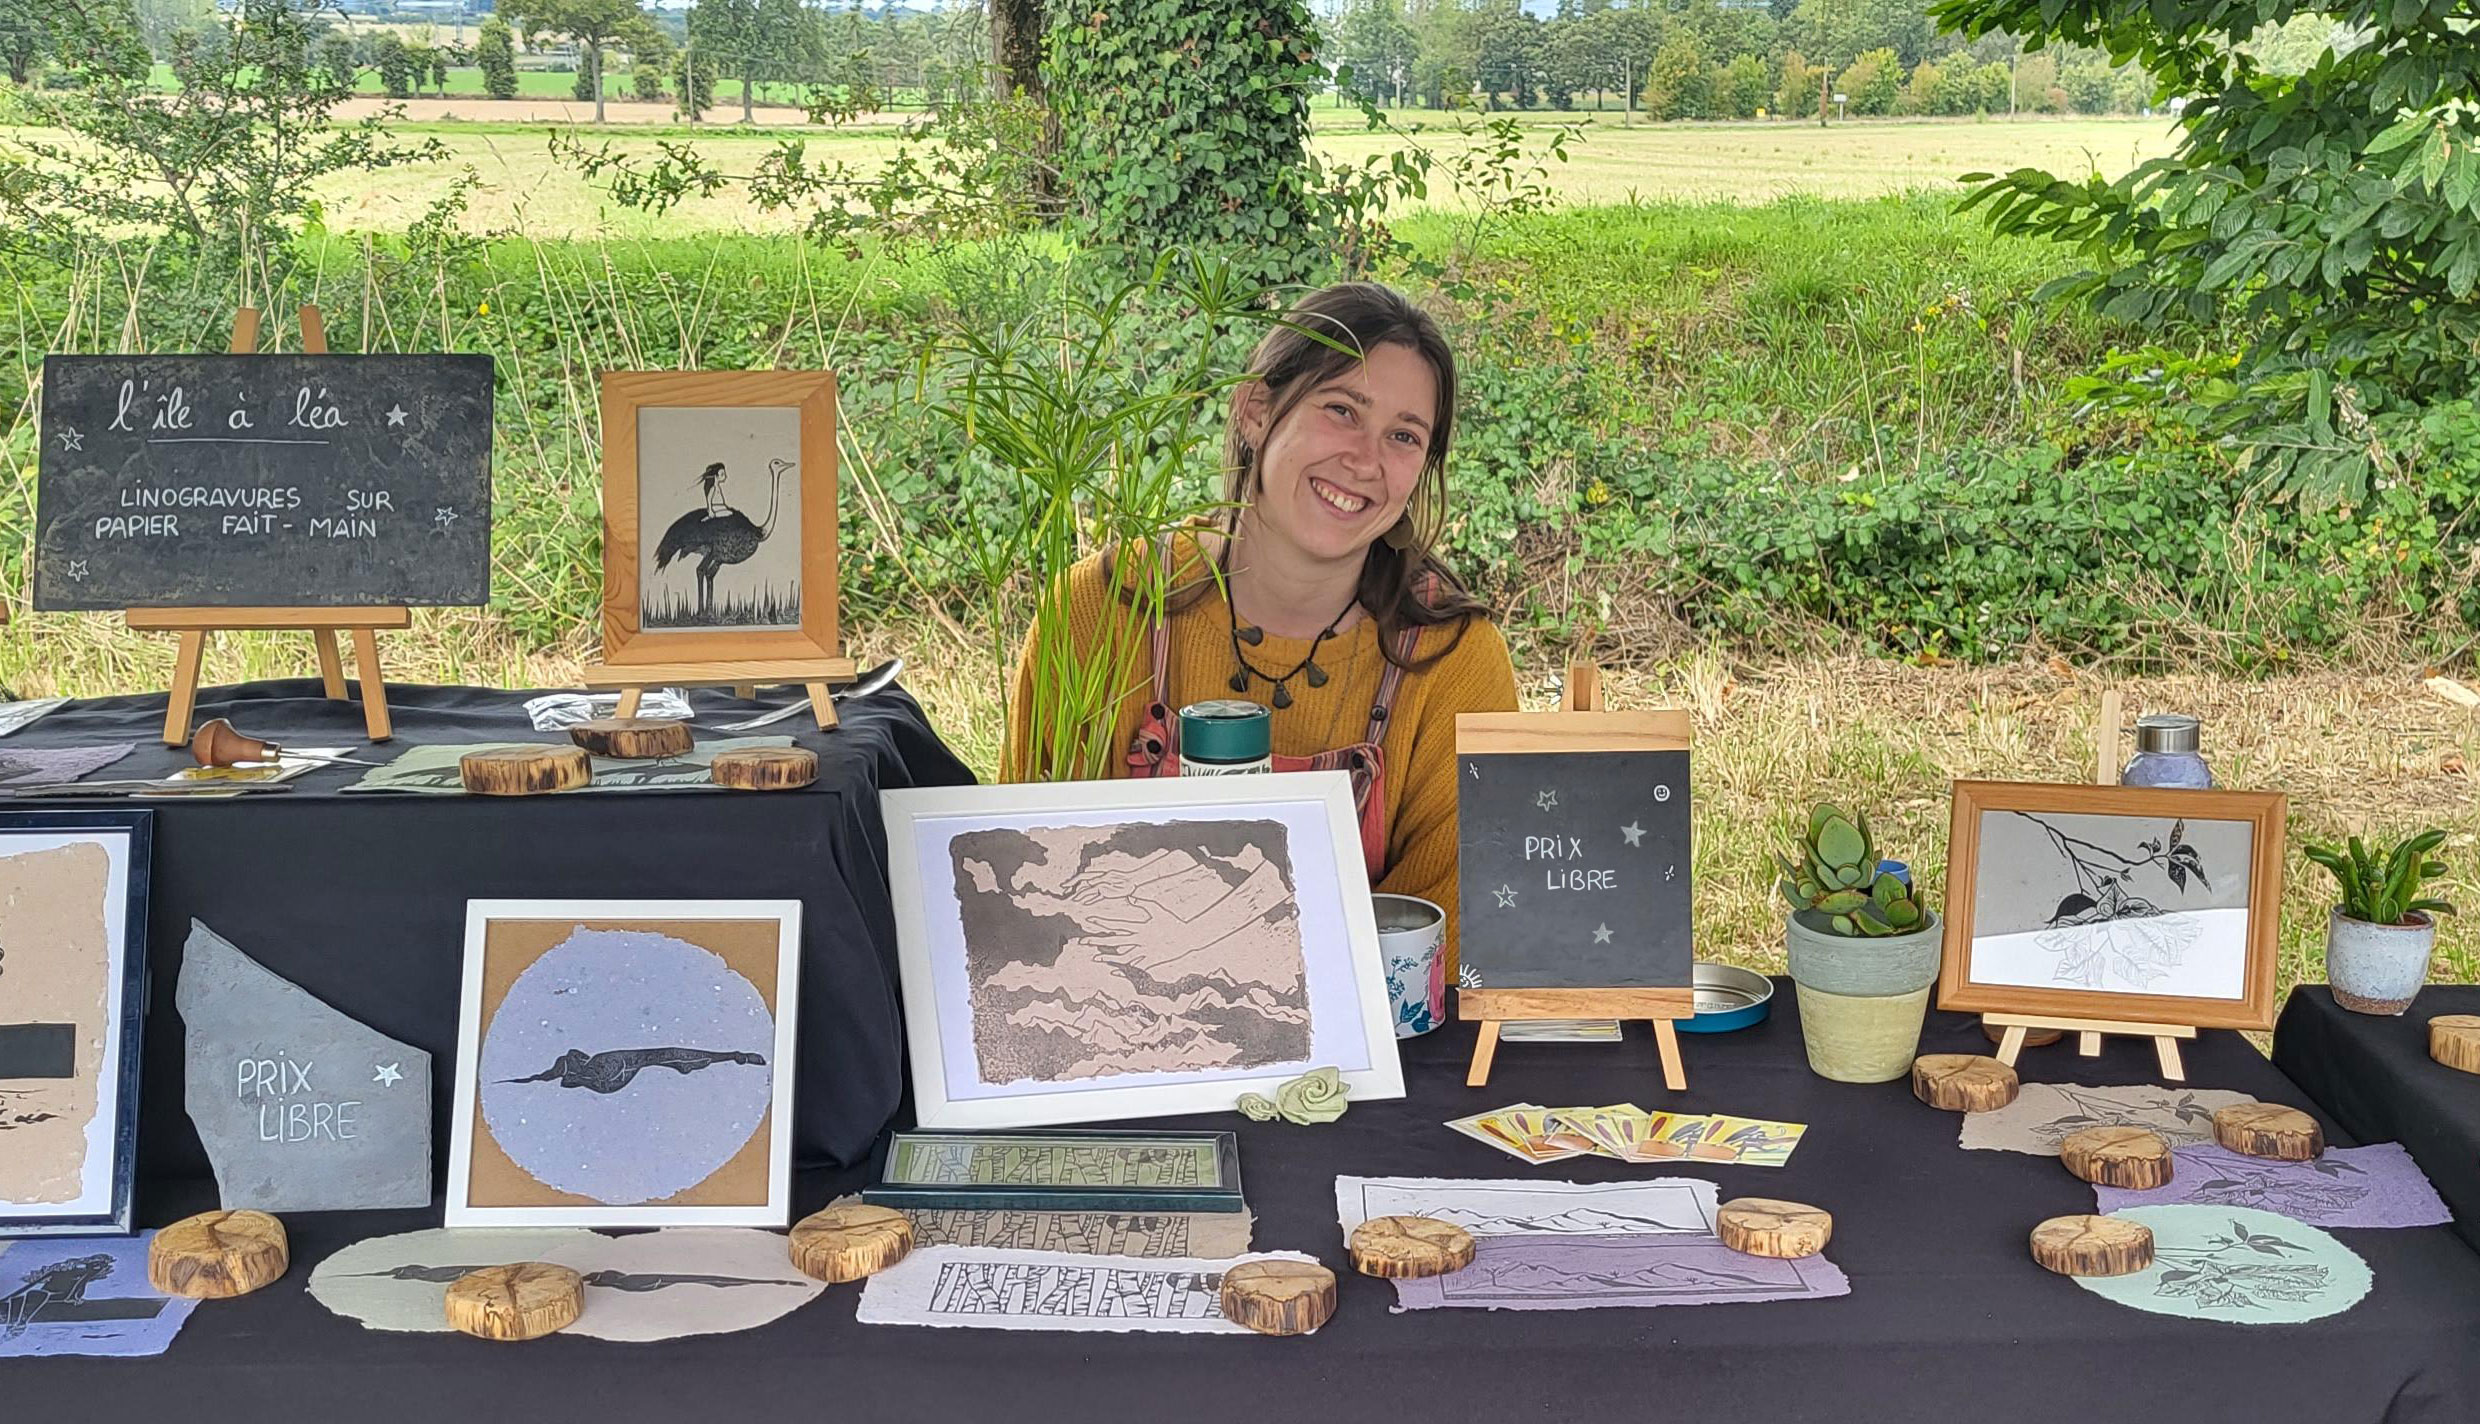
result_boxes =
[1002,282,1519,972]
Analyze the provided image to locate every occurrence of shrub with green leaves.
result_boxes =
[1778,804,1928,937]
[2306,831,2457,927]
[1936,0,2480,503]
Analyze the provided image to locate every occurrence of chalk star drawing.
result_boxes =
[1665,865,1677,881]
[65,560,89,581]
[373,1063,403,1087]
[1653,785,1672,803]
[1493,885,1518,909]
[1466,762,1480,780]
[385,404,409,427]
[1620,821,1645,847]
[434,507,458,531]
[1536,788,1559,811]
[1592,924,1614,944]
[52,424,83,452]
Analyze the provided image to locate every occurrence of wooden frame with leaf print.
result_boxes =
[598,370,840,667]
[1939,781,2286,1032]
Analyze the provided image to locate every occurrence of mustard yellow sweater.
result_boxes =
[1003,550,1518,971]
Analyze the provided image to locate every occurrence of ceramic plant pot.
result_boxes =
[2326,908,2436,1016]
[1786,909,1943,1083]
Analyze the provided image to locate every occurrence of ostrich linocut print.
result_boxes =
[448,901,801,1227]
[599,370,841,666]
[885,776,1402,1128]
[1941,783,2283,1029]
[0,812,150,1236]
[637,405,802,631]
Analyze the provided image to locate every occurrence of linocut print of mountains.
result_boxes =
[947,820,1309,1084]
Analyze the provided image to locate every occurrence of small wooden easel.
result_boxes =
[1983,688,2194,1081]
[1461,664,1695,1092]
[129,306,401,745]
[580,658,856,730]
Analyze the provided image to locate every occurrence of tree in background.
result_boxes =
[1786,0,1930,69]
[1837,45,1898,113]
[476,14,517,99]
[316,31,355,90]
[753,0,818,114]
[1642,35,1710,120]
[1334,0,1418,107]
[572,46,596,102]
[629,27,668,101]
[1939,0,2480,498]
[685,0,755,120]
[373,31,414,98]
[0,0,55,84]
[671,39,711,117]
[1715,51,1769,117]
[1772,47,1822,116]
[503,0,658,124]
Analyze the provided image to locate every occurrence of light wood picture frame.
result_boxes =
[599,370,839,667]
[1939,781,2286,1031]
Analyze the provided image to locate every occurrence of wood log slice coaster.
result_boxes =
[1349,1216,1476,1278]
[2059,1126,2173,1189]
[1717,1199,1833,1259]
[1984,1023,2063,1049]
[567,716,691,759]
[712,746,818,791]
[789,1203,915,1283]
[2214,1103,2325,1160]
[2431,1015,2480,1075]
[1910,1054,2021,1112]
[445,1263,584,1341]
[1218,1260,1336,1336]
[2029,1215,2154,1277]
[147,1209,289,1299]
[459,745,590,795]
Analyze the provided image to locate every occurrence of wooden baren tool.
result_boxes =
[189,717,376,768]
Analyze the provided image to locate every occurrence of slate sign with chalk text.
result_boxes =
[33,354,493,609]
[1456,738,1693,990]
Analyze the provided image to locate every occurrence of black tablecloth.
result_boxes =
[2,678,974,1177]
[11,987,2479,1423]
[2276,984,2480,1254]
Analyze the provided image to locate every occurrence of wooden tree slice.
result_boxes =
[1349,1215,1476,1278]
[789,1203,915,1283]
[2214,1103,2325,1161]
[1717,1198,1833,1259]
[1218,1260,1336,1336]
[2030,1215,2154,1277]
[147,1209,289,1299]
[1911,1054,2021,1112]
[712,746,818,791]
[445,1263,584,1341]
[1985,1022,2063,1049]
[2060,1126,2173,1189]
[567,716,691,759]
[2431,1015,2480,1075]
[459,745,590,795]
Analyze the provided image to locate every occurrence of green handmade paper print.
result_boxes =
[2075,1205,2371,1325]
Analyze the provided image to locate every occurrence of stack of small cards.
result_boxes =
[1449,1104,1806,1167]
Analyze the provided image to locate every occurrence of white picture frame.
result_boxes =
[884,772,1404,1129]
[448,899,802,1228]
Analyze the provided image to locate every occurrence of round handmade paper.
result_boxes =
[2072,1205,2371,1325]
[309,1228,599,1332]
[479,927,774,1205]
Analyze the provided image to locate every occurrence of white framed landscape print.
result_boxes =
[884,772,1404,1128]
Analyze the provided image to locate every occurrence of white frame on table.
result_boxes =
[447,898,803,1228]
[884,771,1404,1129]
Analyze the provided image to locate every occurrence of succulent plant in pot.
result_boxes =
[1778,804,1944,1083]
[2306,831,2457,1016]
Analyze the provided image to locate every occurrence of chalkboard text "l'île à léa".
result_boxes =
[1526,834,1617,891]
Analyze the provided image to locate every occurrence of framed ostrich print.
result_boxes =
[1939,782,2286,1031]
[447,900,802,1227]
[0,809,152,1237]
[598,371,840,666]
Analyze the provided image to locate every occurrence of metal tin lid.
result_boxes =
[1178,700,1271,762]
[2135,713,2202,755]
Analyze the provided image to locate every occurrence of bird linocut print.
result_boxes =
[638,405,803,631]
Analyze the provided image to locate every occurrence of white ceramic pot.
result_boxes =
[2326,908,2436,1016]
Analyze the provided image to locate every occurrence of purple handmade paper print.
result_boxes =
[478,927,774,1205]
[1389,1233,1850,1311]
[0,1235,198,1357]
[2095,1142,2451,1229]
[0,743,132,786]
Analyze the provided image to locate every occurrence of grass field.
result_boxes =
[290,114,2180,237]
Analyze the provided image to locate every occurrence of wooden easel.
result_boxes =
[580,658,857,730]
[1461,663,1696,1091]
[129,306,401,745]
[1983,688,2194,1081]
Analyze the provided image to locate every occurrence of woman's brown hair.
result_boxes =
[1213,281,1491,668]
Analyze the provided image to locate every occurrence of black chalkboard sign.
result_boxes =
[33,354,494,610]
[1456,713,1693,991]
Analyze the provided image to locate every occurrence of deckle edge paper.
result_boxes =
[855,1247,1317,1333]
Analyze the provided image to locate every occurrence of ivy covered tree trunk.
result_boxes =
[1045,0,1322,282]
[988,0,1041,101]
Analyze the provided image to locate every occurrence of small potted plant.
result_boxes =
[1779,804,1943,1082]
[2305,831,2456,1015]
